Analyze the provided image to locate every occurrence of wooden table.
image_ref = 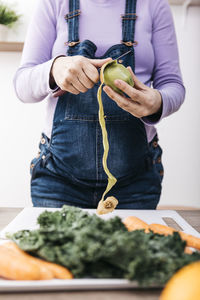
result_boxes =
[0,208,200,300]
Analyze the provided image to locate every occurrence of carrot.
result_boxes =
[0,245,41,280]
[2,242,73,279]
[149,224,200,251]
[179,231,200,250]
[148,224,174,236]
[123,216,200,252]
[123,216,149,233]
[184,247,193,254]
[39,260,73,279]
[2,242,53,280]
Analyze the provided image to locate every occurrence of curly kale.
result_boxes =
[10,205,200,286]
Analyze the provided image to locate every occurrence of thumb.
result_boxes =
[89,57,112,68]
[127,66,146,90]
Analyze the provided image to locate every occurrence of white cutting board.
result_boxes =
[0,208,199,292]
[1,207,200,237]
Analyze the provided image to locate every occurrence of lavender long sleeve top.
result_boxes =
[13,0,185,142]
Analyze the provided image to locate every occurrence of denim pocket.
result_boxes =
[30,133,51,179]
[150,141,164,183]
[30,155,42,180]
[44,153,59,175]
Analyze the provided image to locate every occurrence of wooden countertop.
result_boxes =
[0,208,200,300]
[0,42,24,52]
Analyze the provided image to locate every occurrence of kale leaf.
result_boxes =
[10,205,200,286]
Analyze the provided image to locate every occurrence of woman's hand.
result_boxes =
[51,55,111,95]
[103,66,162,118]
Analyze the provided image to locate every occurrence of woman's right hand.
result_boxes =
[51,55,111,95]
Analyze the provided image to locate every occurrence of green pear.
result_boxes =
[101,60,134,94]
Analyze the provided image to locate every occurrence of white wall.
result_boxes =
[0,1,200,207]
[0,0,45,207]
[157,5,200,208]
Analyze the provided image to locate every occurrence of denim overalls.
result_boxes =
[31,0,164,209]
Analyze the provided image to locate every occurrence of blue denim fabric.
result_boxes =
[31,134,163,209]
[31,0,164,209]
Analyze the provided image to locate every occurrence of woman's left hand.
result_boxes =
[103,66,162,118]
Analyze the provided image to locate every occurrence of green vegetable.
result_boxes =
[9,205,200,286]
[0,2,20,27]
[101,60,134,94]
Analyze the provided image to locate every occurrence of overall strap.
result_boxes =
[121,0,138,47]
[65,0,80,46]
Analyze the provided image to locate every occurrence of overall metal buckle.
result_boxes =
[121,41,138,47]
[65,40,80,47]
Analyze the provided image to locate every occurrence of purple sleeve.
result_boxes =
[13,0,57,103]
[142,0,185,125]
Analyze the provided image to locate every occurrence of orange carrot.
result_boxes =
[123,216,149,233]
[39,260,73,279]
[123,216,200,252]
[2,242,53,280]
[184,247,193,254]
[179,232,200,251]
[0,246,41,280]
[2,242,73,279]
[148,223,174,235]
[149,223,200,251]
